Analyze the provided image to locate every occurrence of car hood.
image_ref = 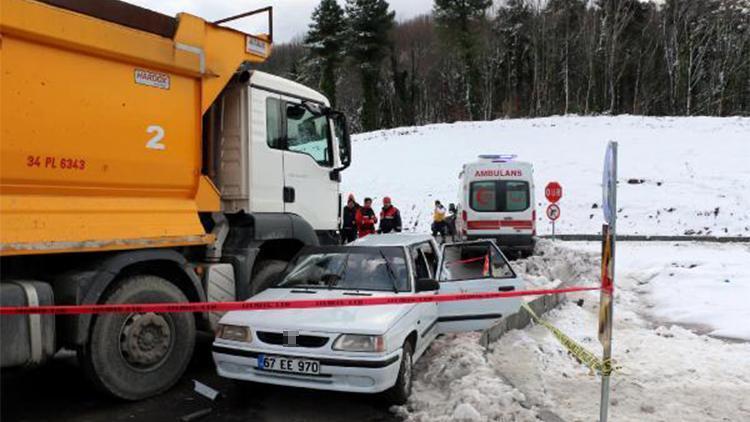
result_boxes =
[219,289,415,335]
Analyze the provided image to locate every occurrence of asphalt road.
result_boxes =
[1,336,400,422]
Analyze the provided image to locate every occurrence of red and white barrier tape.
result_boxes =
[0,285,601,315]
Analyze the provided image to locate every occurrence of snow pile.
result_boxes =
[392,332,539,421]
[511,239,600,290]
[397,241,750,421]
[342,115,750,236]
[569,241,750,341]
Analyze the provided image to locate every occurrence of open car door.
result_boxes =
[436,240,524,333]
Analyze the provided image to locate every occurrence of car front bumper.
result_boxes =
[212,344,402,394]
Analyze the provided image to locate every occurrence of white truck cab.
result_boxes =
[213,71,350,236]
[456,155,536,256]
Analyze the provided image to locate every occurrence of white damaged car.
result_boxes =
[212,234,523,403]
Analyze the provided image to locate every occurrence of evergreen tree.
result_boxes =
[305,0,346,107]
[345,0,395,131]
[433,0,491,120]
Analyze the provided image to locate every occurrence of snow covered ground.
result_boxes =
[342,115,750,236]
[394,240,750,421]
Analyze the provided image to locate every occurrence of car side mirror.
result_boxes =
[415,278,440,292]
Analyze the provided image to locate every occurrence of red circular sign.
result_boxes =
[546,203,561,221]
[545,182,563,203]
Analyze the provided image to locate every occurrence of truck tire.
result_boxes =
[383,341,413,405]
[79,275,195,400]
[250,259,287,296]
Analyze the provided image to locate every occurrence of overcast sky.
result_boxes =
[125,0,434,43]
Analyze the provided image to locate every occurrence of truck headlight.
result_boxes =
[217,324,252,342]
[332,334,385,352]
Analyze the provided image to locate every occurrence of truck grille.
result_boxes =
[256,331,329,348]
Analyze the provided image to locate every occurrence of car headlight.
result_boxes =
[216,324,252,342]
[332,334,385,352]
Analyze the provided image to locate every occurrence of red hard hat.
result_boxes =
[383,196,392,205]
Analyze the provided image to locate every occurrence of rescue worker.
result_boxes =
[445,203,457,241]
[341,194,360,243]
[378,196,402,234]
[432,200,447,237]
[355,197,378,238]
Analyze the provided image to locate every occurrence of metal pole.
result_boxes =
[552,220,555,240]
[600,143,617,422]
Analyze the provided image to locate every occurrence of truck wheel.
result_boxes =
[80,275,195,400]
[383,341,413,405]
[251,259,287,295]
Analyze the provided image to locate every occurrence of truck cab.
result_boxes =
[211,71,349,240]
[456,155,536,256]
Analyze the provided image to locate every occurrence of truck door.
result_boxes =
[436,240,523,333]
[247,89,285,213]
[278,97,339,232]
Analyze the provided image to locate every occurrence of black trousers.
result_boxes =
[341,227,358,244]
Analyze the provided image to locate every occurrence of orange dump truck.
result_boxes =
[0,0,351,399]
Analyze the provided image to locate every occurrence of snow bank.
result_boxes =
[342,115,750,236]
[568,241,750,341]
[392,332,539,422]
[396,241,750,421]
[511,239,601,290]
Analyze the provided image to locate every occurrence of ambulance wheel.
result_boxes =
[251,259,287,295]
[80,275,195,400]
[384,341,413,405]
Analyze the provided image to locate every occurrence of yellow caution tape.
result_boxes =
[522,303,619,376]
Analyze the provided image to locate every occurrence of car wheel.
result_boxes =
[79,275,195,400]
[384,341,413,405]
[251,259,287,296]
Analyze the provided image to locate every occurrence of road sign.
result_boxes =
[546,203,561,221]
[545,182,563,203]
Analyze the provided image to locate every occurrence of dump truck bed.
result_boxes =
[0,0,271,256]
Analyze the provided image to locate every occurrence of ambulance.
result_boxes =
[455,155,536,256]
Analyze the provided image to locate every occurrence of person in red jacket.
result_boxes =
[355,197,378,238]
[379,196,402,234]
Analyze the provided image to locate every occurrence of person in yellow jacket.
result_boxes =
[431,200,447,237]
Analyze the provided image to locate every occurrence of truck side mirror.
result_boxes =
[415,278,440,292]
[332,112,351,170]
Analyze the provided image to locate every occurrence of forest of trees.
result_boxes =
[260,0,750,133]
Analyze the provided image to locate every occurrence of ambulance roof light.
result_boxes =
[478,154,517,163]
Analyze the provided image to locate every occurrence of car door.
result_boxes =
[436,240,524,333]
[408,243,439,354]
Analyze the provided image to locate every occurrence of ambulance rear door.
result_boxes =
[464,162,535,238]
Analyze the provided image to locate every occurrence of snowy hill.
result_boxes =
[342,115,750,236]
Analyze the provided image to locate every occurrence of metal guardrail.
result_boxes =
[540,235,750,243]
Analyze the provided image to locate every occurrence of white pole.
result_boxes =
[600,142,617,422]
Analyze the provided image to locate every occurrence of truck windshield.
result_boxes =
[274,248,410,292]
[470,180,530,212]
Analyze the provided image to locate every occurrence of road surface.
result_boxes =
[1,335,399,422]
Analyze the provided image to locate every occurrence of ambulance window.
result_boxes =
[505,181,529,211]
[470,181,497,212]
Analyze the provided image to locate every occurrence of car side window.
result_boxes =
[417,242,438,277]
[439,242,515,281]
[410,246,431,280]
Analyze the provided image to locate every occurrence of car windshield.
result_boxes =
[274,247,410,292]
